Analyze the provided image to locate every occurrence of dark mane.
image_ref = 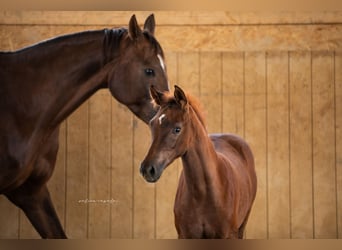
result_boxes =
[102,28,164,64]
[1,27,164,61]
[5,30,105,55]
[1,30,106,64]
[143,31,165,57]
[103,27,127,64]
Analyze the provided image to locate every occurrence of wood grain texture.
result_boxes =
[243,52,268,238]
[0,197,19,238]
[88,90,111,238]
[222,52,244,136]
[133,118,155,238]
[266,51,290,238]
[335,51,342,239]
[110,100,134,238]
[312,51,337,238]
[289,52,314,238]
[200,52,222,133]
[1,11,341,25]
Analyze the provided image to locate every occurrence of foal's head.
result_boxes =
[107,14,169,123]
[140,85,206,182]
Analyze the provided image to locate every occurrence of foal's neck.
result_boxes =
[181,108,220,199]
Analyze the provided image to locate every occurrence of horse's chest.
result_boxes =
[174,202,232,239]
[0,129,59,191]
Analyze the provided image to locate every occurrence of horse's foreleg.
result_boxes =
[6,184,66,239]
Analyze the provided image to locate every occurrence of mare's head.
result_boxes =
[140,85,205,182]
[107,14,169,123]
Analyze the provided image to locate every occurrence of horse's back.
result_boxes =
[210,133,257,195]
[210,133,254,167]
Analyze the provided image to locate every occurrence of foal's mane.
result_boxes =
[186,94,207,129]
[160,90,207,129]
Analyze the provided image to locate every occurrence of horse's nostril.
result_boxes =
[148,165,155,177]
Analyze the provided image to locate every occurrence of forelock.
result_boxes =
[143,31,164,57]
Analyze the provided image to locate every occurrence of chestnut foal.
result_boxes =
[140,86,257,238]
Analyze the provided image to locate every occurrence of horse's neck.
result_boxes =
[181,110,221,199]
[18,30,106,83]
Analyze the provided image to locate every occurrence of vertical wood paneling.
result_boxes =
[110,100,133,238]
[133,118,155,238]
[336,51,342,238]
[222,52,244,136]
[178,52,200,97]
[155,51,179,239]
[0,197,18,238]
[244,52,268,239]
[267,52,290,238]
[312,51,337,238]
[19,210,39,238]
[65,101,89,238]
[200,52,222,133]
[88,90,111,238]
[289,51,314,238]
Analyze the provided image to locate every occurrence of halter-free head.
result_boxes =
[107,14,169,123]
[140,85,205,182]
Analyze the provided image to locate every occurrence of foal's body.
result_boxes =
[175,133,256,238]
[140,86,257,239]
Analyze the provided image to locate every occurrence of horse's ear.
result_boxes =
[144,14,155,35]
[174,85,188,108]
[150,85,164,106]
[128,14,143,40]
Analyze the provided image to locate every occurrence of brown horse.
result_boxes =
[0,14,169,238]
[140,85,257,239]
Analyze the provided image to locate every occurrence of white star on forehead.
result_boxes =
[157,54,165,72]
[158,114,166,125]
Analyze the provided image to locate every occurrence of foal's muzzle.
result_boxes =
[140,164,160,183]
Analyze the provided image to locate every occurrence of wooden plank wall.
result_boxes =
[0,11,341,239]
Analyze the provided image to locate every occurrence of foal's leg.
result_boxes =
[6,184,66,239]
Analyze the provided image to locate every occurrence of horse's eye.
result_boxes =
[145,68,155,77]
[173,127,181,134]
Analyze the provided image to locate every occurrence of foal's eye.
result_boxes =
[145,68,155,77]
[173,127,181,134]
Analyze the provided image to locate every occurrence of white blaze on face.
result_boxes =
[157,54,166,72]
[158,114,166,125]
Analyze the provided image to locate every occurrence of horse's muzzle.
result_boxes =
[139,164,160,183]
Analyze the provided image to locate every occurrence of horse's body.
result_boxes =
[0,14,169,238]
[140,86,257,239]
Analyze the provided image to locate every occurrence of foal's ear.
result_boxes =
[150,85,164,105]
[144,14,155,35]
[174,85,188,108]
[128,14,143,40]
